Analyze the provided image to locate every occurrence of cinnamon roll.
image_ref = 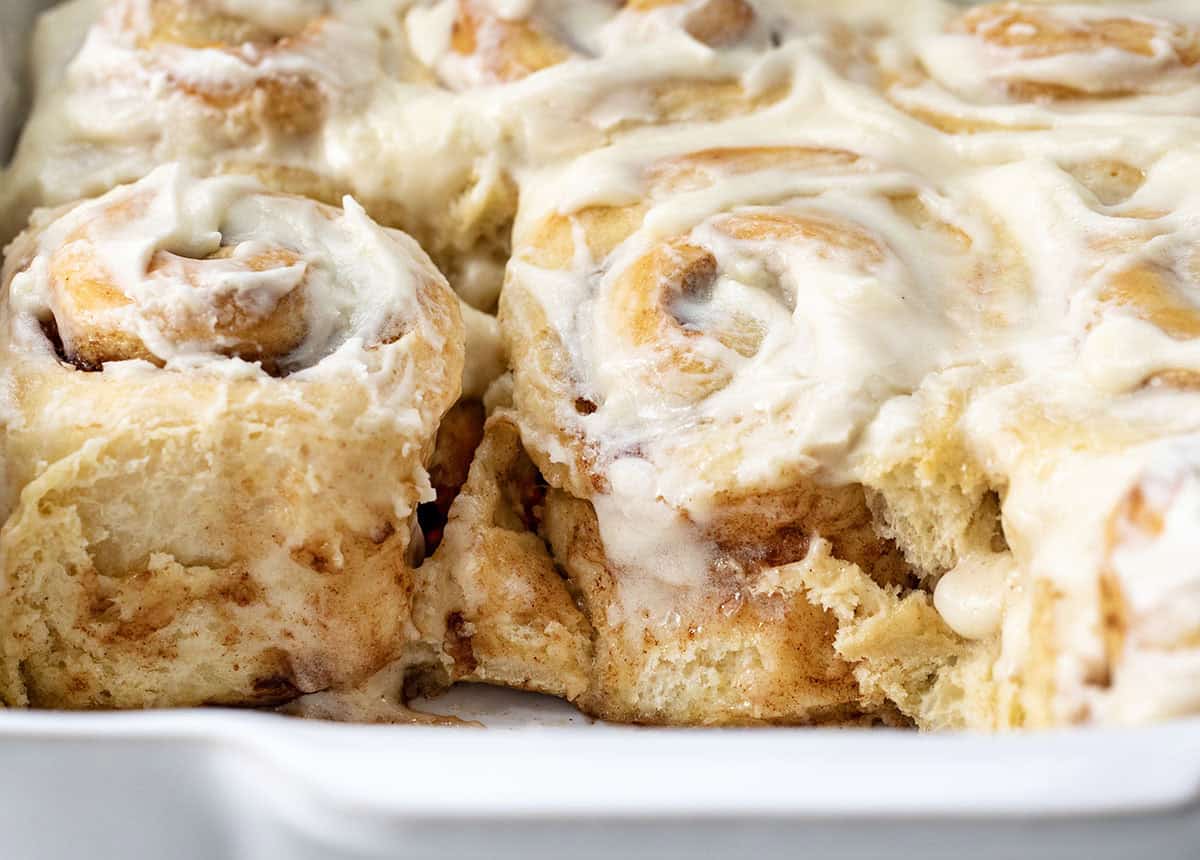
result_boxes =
[915,148,1200,728]
[0,165,464,709]
[480,140,1010,724]
[887,1,1200,133]
[401,0,887,156]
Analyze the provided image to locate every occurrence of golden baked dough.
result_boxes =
[414,416,594,702]
[0,165,464,708]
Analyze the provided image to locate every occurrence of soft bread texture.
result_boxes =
[416,416,593,702]
[540,488,902,726]
[0,166,464,708]
[425,417,909,725]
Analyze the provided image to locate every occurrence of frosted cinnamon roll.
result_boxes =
[401,0,887,154]
[423,0,765,91]
[887,1,1200,132]
[0,165,464,709]
[490,142,1008,724]
[943,150,1200,727]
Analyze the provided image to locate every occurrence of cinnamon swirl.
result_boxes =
[0,164,464,708]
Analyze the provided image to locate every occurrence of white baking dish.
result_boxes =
[3,3,1200,858]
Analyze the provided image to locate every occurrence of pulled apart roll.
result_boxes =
[0,164,464,709]
[446,142,1011,725]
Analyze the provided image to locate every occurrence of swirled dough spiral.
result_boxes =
[0,164,464,708]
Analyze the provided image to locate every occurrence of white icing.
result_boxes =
[934,552,1013,640]
[592,457,715,591]
[404,1,458,71]
[6,164,455,386]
